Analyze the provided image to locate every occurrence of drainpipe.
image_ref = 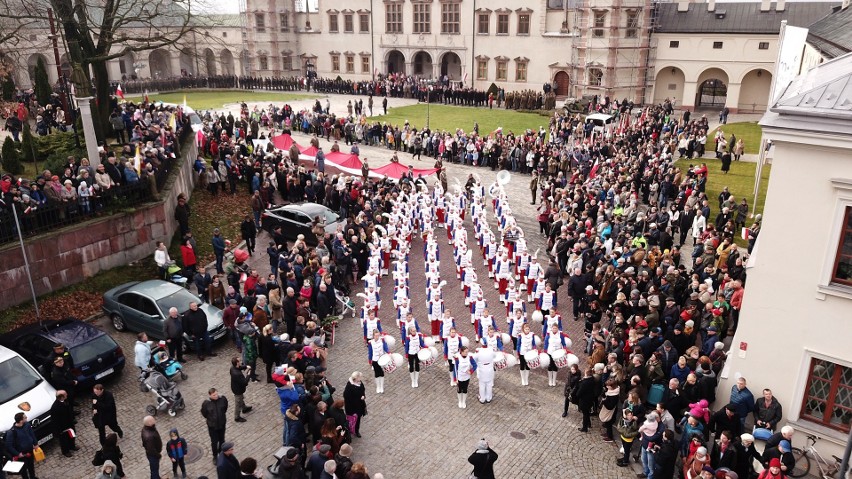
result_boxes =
[471,0,475,87]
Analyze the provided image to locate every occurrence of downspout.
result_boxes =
[471,0,475,87]
[371,0,376,80]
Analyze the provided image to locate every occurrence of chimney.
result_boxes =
[677,0,690,12]
[707,0,715,12]
[776,0,786,11]
[760,0,771,11]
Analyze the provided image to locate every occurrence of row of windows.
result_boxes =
[475,59,527,82]
[589,10,641,38]
[328,12,371,33]
[255,13,292,33]
[668,40,770,50]
[330,54,372,74]
[386,3,460,34]
[476,12,530,35]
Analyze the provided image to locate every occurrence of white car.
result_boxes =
[0,346,58,445]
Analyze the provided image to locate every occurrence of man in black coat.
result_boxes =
[574,368,597,432]
[315,283,332,321]
[92,384,123,444]
[282,287,298,338]
[200,388,229,457]
[467,439,499,479]
[567,268,589,318]
[50,356,78,403]
[184,301,215,360]
[229,357,252,423]
[708,404,742,439]
[51,390,78,457]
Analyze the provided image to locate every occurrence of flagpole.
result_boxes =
[10,205,41,327]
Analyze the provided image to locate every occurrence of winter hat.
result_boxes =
[318,444,332,454]
[696,447,708,459]
[339,444,353,457]
[769,458,782,468]
[702,466,716,474]
[476,439,489,451]
[239,306,248,315]
[221,441,235,452]
[715,342,725,350]
[779,440,792,452]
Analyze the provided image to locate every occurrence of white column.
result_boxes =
[76,97,102,167]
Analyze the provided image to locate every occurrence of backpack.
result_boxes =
[92,449,105,466]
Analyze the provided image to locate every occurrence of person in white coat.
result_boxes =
[474,347,496,404]
[454,346,477,408]
[691,209,707,244]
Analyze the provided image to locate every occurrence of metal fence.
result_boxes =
[0,127,191,246]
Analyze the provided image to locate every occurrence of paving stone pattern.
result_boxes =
[32,117,644,479]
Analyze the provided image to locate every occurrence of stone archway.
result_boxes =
[412,51,432,77]
[738,68,772,113]
[221,49,235,75]
[148,49,173,78]
[654,66,686,106]
[440,51,462,80]
[118,51,136,79]
[179,49,196,77]
[554,71,570,96]
[386,50,405,75]
[203,48,217,77]
[696,67,729,108]
[27,53,53,85]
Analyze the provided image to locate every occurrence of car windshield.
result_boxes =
[70,334,118,365]
[0,356,44,403]
[319,209,339,224]
[155,289,200,316]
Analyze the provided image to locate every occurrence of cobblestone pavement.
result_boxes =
[33,107,652,479]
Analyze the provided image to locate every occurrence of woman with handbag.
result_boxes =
[599,379,621,442]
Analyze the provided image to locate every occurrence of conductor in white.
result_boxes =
[475,347,496,404]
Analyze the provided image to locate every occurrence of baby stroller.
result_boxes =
[165,264,189,287]
[140,368,185,417]
[334,286,356,318]
[153,350,188,381]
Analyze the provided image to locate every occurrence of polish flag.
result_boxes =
[116,84,125,99]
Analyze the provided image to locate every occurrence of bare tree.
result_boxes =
[1,0,218,140]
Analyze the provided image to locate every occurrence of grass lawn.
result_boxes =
[675,158,771,247]
[374,103,551,135]
[708,121,762,155]
[125,90,314,111]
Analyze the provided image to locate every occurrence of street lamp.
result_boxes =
[10,205,42,327]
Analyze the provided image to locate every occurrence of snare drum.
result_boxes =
[538,352,551,369]
[418,348,436,367]
[524,350,541,369]
[378,355,396,373]
[493,352,508,371]
[551,349,569,369]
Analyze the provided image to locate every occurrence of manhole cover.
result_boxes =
[510,431,527,440]
[527,402,540,408]
[529,429,539,435]
[184,445,203,464]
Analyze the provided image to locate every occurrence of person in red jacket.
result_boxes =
[180,239,197,275]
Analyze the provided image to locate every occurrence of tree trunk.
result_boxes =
[90,60,111,143]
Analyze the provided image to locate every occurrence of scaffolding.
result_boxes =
[568,0,661,103]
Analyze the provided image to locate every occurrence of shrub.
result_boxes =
[20,124,35,163]
[1,137,23,175]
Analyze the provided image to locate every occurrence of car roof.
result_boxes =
[0,345,22,362]
[0,319,107,349]
[121,279,184,300]
[285,203,330,215]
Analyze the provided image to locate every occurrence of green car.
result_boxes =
[102,280,227,346]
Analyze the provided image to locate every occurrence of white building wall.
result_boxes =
[719,130,852,455]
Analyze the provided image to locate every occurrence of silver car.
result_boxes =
[102,280,227,346]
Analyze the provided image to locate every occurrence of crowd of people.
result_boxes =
[2,85,777,479]
[1,98,190,243]
[178,92,772,479]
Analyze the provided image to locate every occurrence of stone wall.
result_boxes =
[0,141,198,310]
